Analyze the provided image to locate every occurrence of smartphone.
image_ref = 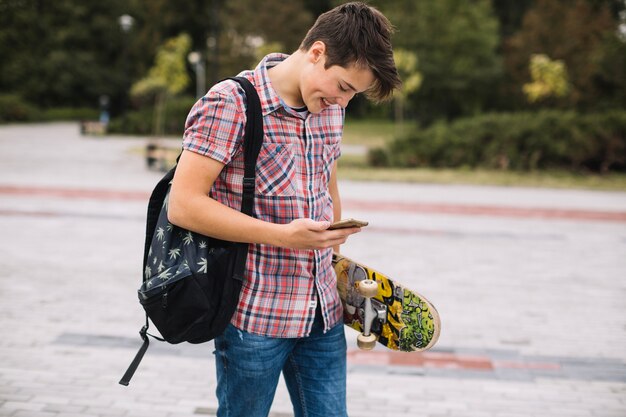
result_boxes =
[328,218,369,230]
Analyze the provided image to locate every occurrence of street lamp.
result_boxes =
[616,1,626,42]
[118,14,135,33]
[188,51,206,99]
[118,14,134,127]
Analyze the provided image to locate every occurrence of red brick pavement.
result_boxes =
[2,184,625,223]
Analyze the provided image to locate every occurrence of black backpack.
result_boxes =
[119,76,263,386]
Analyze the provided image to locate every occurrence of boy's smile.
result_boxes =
[301,45,375,114]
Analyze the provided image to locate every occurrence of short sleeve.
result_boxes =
[182,84,246,165]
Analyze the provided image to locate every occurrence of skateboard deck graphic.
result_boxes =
[333,253,441,352]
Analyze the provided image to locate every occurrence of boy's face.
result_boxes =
[301,43,374,114]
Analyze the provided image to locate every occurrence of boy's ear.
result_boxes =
[307,41,326,64]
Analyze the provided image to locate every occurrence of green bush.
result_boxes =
[42,107,99,121]
[372,111,626,173]
[108,95,197,136]
[0,94,102,123]
[107,108,153,135]
[0,94,38,122]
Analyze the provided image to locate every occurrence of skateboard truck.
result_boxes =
[356,279,381,350]
[333,253,441,353]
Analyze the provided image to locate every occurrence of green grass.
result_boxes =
[339,120,626,191]
[342,119,398,148]
[339,163,626,191]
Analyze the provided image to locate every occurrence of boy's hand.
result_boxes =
[276,218,362,250]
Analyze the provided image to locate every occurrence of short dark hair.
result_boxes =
[300,2,401,102]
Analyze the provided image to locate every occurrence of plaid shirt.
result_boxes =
[182,54,344,338]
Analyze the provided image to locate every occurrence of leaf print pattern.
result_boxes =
[142,187,228,287]
[198,258,208,273]
[158,270,172,280]
[168,248,181,260]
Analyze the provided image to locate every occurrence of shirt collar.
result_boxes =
[250,53,295,117]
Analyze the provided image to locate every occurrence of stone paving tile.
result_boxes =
[1,123,625,417]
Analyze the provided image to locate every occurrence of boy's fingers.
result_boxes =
[297,219,330,231]
[316,221,332,230]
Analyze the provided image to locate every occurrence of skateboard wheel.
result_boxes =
[357,279,378,298]
[357,333,377,350]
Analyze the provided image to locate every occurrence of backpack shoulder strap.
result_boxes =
[227,76,262,216]
[224,76,263,281]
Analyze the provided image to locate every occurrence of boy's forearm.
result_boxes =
[168,192,357,251]
[168,193,281,246]
[331,192,341,253]
[168,150,284,246]
[329,161,342,253]
[169,154,357,251]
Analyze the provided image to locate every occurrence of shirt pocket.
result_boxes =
[256,143,297,196]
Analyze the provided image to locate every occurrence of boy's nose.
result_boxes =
[336,92,356,108]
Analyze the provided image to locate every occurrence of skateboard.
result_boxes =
[333,253,441,352]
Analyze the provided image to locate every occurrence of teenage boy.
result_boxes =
[168,2,401,416]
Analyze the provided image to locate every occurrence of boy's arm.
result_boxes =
[168,150,359,250]
[328,161,342,253]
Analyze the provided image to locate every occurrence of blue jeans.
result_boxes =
[213,307,347,417]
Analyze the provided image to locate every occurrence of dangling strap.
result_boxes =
[119,76,263,386]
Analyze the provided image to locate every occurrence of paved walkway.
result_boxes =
[1,123,625,417]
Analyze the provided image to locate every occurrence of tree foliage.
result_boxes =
[523,54,570,103]
[491,0,534,38]
[212,0,313,81]
[131,33,191,99]
[374,0,502,123]
[0,0,312,114]
[131,33,191,136]
[392,49,422,129]
[1,0,625,123]
[503,0,622,110]
[0,0,133,109]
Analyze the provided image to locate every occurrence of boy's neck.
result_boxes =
[267,51,306,109]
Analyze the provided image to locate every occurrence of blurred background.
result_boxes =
[1,0,625,186]
[1,3,625,416]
